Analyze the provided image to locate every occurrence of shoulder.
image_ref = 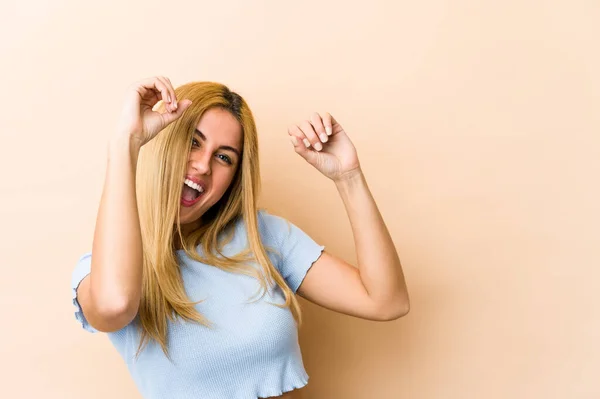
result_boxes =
[220,210,291,250]
[257,209,292,234]
[229,209,305,249]
[257,209,301,246]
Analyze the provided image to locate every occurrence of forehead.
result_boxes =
[195,107,243,145]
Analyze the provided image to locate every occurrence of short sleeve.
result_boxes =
[258,210,325,293]
[71,252,98,333]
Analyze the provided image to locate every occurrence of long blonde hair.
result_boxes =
[135,81,302,359]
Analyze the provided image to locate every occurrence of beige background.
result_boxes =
[1,0,599,398]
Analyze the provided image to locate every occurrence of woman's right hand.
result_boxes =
[115,76,192,147]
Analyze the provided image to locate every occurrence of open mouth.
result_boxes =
[181,179,205,207]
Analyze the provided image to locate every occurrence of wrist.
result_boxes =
[334,167,364,186]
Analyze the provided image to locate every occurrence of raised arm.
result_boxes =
[77,137,144,332]
[288,112,409,321]
[76,77,192,332]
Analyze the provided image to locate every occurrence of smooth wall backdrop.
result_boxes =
[1,1,599,398]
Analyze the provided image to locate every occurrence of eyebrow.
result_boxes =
[194,129,241,158]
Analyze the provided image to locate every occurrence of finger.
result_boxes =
[310,112,328,144]
[156,76,173,112]
[133,77,163,103]
[168,78,179,110]
[143,88,161,108]
[299,120,323,151]
[161,99,193,125]
[162,76,178,110]
[288,125,318,162]
[156,76,176,113]
[147,77,171,110]
[288,125,301,147]
[322,112,333,136]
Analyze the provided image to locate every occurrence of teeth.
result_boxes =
[184,179,204,193]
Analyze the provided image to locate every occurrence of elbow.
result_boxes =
[91,284,139,316]
[99,297,138,319]
[90,295,139,332]
[379,296,410,321]
[392,301,410,319]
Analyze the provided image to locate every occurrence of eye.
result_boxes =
[218,154,233,165]
[192,138,199,147]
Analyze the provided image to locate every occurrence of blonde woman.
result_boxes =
[71,76,410,399]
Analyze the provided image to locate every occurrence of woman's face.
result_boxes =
[179,107,243,228]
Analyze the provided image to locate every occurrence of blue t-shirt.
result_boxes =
[71,210,325,399]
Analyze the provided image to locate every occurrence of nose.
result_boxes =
[189,147,212,176]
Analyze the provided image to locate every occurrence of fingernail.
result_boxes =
[290,136,298,146]
[314,142,323,151]
[167,94,171,103]
[319,133,328,143]
[174,101,178,110]
[303,138,311,148]
[326,127,332,136]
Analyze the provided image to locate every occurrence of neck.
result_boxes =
[173,220,203,251]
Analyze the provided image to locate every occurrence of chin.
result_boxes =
[179,214,198,226]
[179,207,206,226]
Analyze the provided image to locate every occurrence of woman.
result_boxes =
[71,76,410,399]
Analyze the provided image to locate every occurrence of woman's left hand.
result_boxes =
[288,112,361,182]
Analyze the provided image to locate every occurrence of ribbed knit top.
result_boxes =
[71,210,325,399]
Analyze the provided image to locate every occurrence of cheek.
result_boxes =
[215,168,238,190]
